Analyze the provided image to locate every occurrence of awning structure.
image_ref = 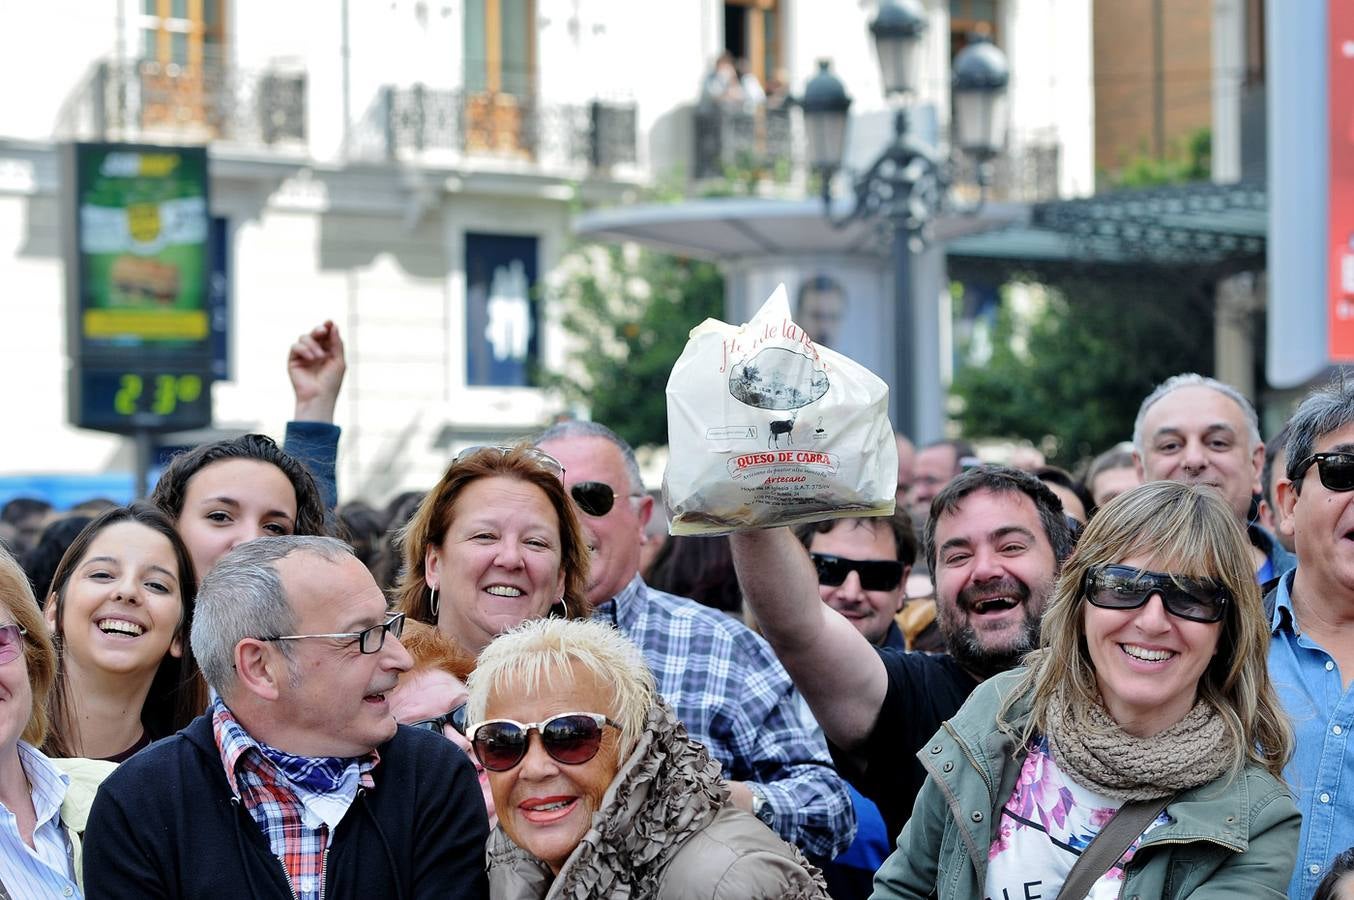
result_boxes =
[573,196,1028,260]
[946,180,1267,274]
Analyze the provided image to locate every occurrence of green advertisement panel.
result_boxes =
[64,142,213,432]
[72,143,210,349]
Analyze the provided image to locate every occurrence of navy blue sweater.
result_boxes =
[82,715,489,899]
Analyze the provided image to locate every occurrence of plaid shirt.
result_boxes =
[212,699,378,900]
[596,575,855,857]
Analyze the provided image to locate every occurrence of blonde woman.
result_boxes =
[466,617,829,899]
[0,547,112,897]
[873,481,1298,899]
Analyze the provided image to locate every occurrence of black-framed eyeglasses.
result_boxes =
[262,613,406,654]
[570,481,644,517]
[810,553,904,592]
[0,624,26,665]
[1083,565,1230,624]
[468,712,619,772]
[1291,452,1354,493]
[454,445,565,481]
[410,701,468,736]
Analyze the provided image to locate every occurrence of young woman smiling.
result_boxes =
[149,433,329,581]
[41,505,203,762]
[872,481,1298,899]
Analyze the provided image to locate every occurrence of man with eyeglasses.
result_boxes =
[84,536,490,899]
[534,420,857,861]
[1133,372,1296,584]
[730,466,1074,844]
[1267,378,1354,899]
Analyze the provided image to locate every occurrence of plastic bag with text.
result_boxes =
[662,284,898,535]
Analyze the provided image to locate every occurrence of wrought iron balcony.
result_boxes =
[951,140,1062,203]
[693,103,797,182]
[380,85,637,171]
[63,58,307,148]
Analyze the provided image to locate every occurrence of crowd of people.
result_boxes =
[0,318,1350,899]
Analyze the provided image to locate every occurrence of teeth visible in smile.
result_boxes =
[485,586,523,597]
[973,597,1017,613]
[1122,644,1173,662]
[529,800,571,811]
[98,619,144,637]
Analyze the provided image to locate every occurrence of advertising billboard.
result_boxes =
[63,143,214,432]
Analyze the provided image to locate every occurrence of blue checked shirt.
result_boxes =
[1269,570,1354,899]
[0,742,80,899]
[596,575,855,857]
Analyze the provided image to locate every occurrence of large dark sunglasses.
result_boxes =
[570,481,642,518]
[811,553,904,592]
[468,712,618,772]
[410,701,468,736]
[1291,452,1354,493]
[1083,565,1230,624]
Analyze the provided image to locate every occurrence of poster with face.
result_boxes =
[726,259,892,383]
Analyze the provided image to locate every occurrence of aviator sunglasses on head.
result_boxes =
[1083,564,1230,624]
[453,445,565,481]
[468,712,619,772]
[1290,452,1354,493]
[810,553,904,592]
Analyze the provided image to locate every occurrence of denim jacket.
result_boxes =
[870,669,1300,900]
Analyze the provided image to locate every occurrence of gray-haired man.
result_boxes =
[84,536,489,899]
[1134,372,1295,583]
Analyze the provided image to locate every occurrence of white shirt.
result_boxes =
[0,742,79,899]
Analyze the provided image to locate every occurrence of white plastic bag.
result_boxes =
[663,284,898,535]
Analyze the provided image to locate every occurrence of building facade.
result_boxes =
[0,0,1092,503]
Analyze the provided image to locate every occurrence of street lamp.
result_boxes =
[799,4,1010,441]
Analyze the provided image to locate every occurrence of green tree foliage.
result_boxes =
[1105,128,1212,190]
[545,245,724,449]
[951,273,1215,465]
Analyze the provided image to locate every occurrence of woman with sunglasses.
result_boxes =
[388,621,496,826]
[872,481,1298,899]
[395,445,591,655]
[466,616,830,898]
[150,433,330,582]
[0,547,115,897]
[40,505,204,762]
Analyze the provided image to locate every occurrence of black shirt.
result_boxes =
[830,648,978,843]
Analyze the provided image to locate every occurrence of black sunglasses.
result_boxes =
[1291,452,1354,493]
[570,481,643,517]
[811,553,904,592]
[409,701,468,736]
[1083,565,1230,624]
[468,712,618,772]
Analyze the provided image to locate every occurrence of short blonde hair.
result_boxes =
[1007,480,1292,780]
[0,548,55,746]
[466,617,654,756]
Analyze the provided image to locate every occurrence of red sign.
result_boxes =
[1330,0,1354,359]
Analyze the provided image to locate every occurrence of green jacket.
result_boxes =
[870,669,1300,900]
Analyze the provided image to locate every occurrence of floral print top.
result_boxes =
[983,735,1170,900]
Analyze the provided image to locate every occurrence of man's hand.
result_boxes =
[288,320,347,422]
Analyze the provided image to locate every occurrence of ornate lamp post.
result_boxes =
[801,0,1009,439]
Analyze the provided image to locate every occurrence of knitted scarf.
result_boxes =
[1045,690,1230,802]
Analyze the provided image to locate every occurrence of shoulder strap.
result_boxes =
[1059,796,1170,900]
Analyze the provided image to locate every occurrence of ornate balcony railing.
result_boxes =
[692,103,796,181]
[62,58,307,148]
[952,141,1062,203]
[380,85,637,170]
